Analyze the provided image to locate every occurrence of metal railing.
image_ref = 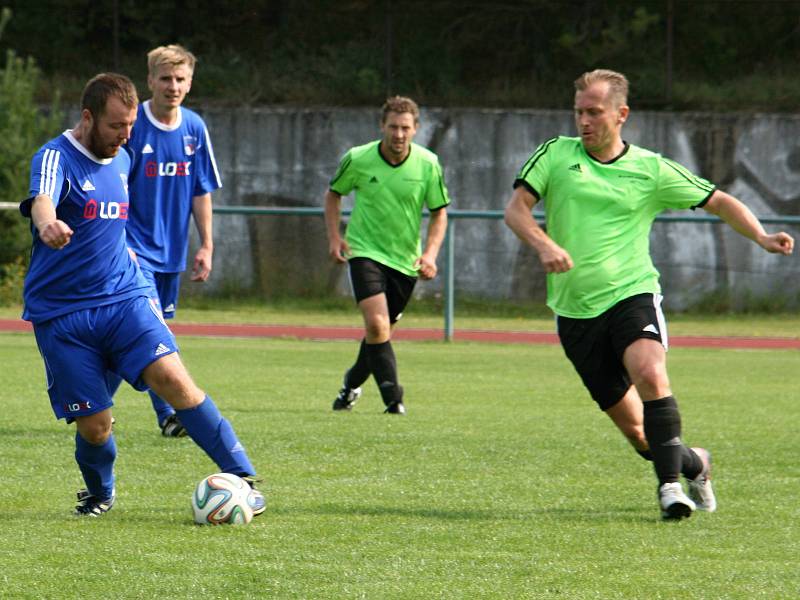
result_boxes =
[212,206,800,340]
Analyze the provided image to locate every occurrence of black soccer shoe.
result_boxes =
[74,488,116,517]
[384,401,406,415]
[333,387,362,411]
[160,413,187,437]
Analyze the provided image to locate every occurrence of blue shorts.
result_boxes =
[33,296,179,420]
[138,265,181,320]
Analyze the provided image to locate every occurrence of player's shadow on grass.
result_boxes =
[290,502,654,524]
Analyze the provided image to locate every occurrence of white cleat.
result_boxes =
[687,447,717,513]
[659,481,696,520]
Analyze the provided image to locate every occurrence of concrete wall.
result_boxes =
[183,106,800,311]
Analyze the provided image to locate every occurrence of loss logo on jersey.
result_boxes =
[83,198,129,220]
[144,160,192,178]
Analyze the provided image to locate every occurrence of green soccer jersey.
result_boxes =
[330,140,450,276]
[515,136,715,318]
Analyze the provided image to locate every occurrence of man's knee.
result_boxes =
[76,413,113,445]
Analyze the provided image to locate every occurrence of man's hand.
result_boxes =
[191,247,213,281]
[38,220,73,250]
[538,242,574,273]
[414,253,438,280]
[329,237,351,263]
[757,232,794,255]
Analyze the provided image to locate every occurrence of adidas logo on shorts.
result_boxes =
[154,343,171,357]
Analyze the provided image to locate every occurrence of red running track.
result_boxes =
[1,319,798,349]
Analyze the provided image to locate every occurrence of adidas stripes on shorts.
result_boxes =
[556,293,668,411]
[32,295,178,420]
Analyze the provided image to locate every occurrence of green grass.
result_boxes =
[1,331,798,598]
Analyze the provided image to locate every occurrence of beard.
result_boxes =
[87,124,119,159]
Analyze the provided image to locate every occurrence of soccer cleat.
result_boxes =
[74,488,116,517]
[241,475,266,516]
[332,387,361,411]
[384,401,406,415]
[160,413,187,437]
[658,481,696,520]
[687,447,717,512]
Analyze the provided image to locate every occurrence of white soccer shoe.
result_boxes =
[659,481,696,520]
[687,447,717,513]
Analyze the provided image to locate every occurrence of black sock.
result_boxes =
[365,340,403,406]
[343,339,370,389]
[643,396,684,486]
[681,447,703,480]
[636,448,654,462]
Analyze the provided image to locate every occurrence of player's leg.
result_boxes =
[33,314,118,516]
[358,292,405,411]
[142,269,184,435]
[614,294,708,518]
[333,338,369,410]
[604,386,649,457]
[604,380,706,478]
[359,262,416,414]
[110,296,265,513]
[140,353,265,514]
[74,409,117,515]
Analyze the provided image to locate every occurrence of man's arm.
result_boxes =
[30,195,73,250]
[504,186,573,273]
[191,192,214,281]
[703,190,794,255]
[324,189,350,263]
[414,207,447,280]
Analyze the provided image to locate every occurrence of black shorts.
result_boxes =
[556,293,668,411]
[348,257,417,324]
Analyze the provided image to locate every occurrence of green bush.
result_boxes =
[0,7,62,305]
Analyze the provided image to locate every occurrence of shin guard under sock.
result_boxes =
[75,432,116,500]
[366,340,403,406]
[681,446,704,480]
[344,339,371,389]
[176,395,255,477]
[643,396,684,485]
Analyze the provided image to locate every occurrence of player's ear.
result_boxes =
[618,105,630,124]
[81,108,94,129]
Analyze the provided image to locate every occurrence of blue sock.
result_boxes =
[149,390,175,426]
[175,396,255,476]
[75,432,116,500]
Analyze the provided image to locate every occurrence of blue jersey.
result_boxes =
[21,130,150,324]
[125,101,222,273]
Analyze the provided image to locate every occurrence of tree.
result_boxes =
[0,7,62,303]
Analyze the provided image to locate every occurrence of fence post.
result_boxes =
[444,218,455,341]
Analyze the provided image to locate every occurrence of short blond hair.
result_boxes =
[147,44,197,76]
[574,69,629,106]
[381,96,419,123]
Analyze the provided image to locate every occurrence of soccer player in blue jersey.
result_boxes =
[124,44,222,437]
[21,73,265,518]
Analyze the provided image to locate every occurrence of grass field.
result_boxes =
[2,330,798,599]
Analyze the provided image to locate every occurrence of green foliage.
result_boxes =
[2,1,800,110]
[2,332,799,598]
[0,7,62,303]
